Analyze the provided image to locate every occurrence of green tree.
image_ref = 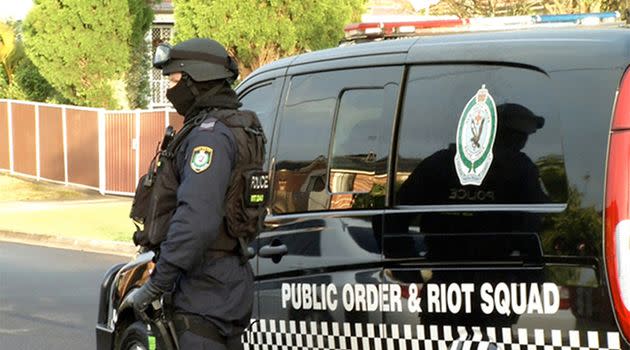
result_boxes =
[13,57,69,103]
[173,0,367,78]
[543,0,602,13]
[0,22,24,86]
[431,0,542,17]
[0,20,64,102]
[602,0,628,17]
[126,0,154,109]
[23,0,133,109]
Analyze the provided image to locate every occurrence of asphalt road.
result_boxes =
[0,242,129,350]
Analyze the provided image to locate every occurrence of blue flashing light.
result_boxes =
[535,12,620,24]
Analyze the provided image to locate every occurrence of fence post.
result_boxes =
[165,109,169,129]
[62,106,68,185]
[35,104,40,180]
[7,100,13,174]
[98,109,106,195]
[135,110,141,188]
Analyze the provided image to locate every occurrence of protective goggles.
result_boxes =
[153,43,173,70]
[153,43,230,70]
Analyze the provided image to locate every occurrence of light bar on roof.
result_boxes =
[342,12,624,42]
[468,15,534,27]
[535,11,620,23]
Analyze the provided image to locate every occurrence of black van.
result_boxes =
[98,27,630,350]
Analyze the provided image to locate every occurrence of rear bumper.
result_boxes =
[96,324,114,350]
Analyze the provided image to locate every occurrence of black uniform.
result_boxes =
[150,116,253,346]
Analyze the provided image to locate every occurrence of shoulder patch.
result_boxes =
[190,146,213,173]
[199,117,217,131]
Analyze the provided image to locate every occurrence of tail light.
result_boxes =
[605,68,630,341]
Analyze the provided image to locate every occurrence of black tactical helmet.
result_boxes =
[153,38,238,82]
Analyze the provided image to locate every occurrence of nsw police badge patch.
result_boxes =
[190,146,213,173]
[454,84,497,186]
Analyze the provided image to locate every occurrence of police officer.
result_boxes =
[125,38,254,350]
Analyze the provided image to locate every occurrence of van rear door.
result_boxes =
[383,63,623,349]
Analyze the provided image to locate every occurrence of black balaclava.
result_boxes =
[166,74,242,121]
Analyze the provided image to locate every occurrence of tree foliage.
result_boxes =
[173,0,367,78]
[431,0,627,16]
[23,0,133,108]
[431,0,541,17]
[543,0,602,13]
[0,21,64,102]
[126,0,154,109]
[0,22,24,85]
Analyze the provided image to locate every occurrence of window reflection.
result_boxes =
[272,67,401,214]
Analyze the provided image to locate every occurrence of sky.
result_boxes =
[0,0,33,21]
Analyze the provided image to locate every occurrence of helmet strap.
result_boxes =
[183,74,200,97]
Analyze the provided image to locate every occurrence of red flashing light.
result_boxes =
[605,67,630,342]
[344,22,381,31]
[343,19,466,38]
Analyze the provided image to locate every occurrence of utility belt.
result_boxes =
[173,313,244,350]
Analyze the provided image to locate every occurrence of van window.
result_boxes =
[395,65,568,208]
[272,67,402,214]
[329,88,392,194]
[239,81,278,146]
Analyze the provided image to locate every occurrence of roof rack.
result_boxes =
[341,11,623,44]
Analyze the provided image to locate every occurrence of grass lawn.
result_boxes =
[0,202,135,242]
[0,173,135,242]
[0,173,100,201]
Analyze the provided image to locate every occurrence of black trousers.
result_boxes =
[178,331,244,350]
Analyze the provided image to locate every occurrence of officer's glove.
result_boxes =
[121,280,163,313]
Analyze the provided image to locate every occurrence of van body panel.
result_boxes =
[236,28,630,349]
[290,39,416,67]
[287,53,408,76]
[406,29,630,72]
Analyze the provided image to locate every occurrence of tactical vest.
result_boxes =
[129,108,268,256]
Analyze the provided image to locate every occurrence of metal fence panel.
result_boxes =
[11,103,36,176]
[139,111,167,178]
[0,101,9,170]
[39,106,65,182]
[66,109,99,189]
[0,99,178,196]
[105,112,135,193]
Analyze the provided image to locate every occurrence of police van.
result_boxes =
[98,12,630,350]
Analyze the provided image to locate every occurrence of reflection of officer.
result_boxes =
[125,38,252,350]
[391,103,548,329]
[397,103,548,233]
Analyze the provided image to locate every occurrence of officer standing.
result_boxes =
[125,38,256,350]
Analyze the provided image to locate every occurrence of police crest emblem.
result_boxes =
[190,146,213,173]
[454,84,497,186]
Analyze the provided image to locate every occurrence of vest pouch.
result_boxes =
[223,168,268,243]
[244,170,269,208]
[130,174,152,224]
[145,156,180,247]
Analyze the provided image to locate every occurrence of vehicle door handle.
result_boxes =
[258,244,288,258]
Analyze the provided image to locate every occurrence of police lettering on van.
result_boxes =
[281,282,560,316]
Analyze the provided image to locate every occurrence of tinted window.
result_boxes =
[272,67,402,214]
[329,88,393,194]
[395,65,568,207]
[239,81,277,148]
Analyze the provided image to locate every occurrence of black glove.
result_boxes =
[121,280,164,313]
